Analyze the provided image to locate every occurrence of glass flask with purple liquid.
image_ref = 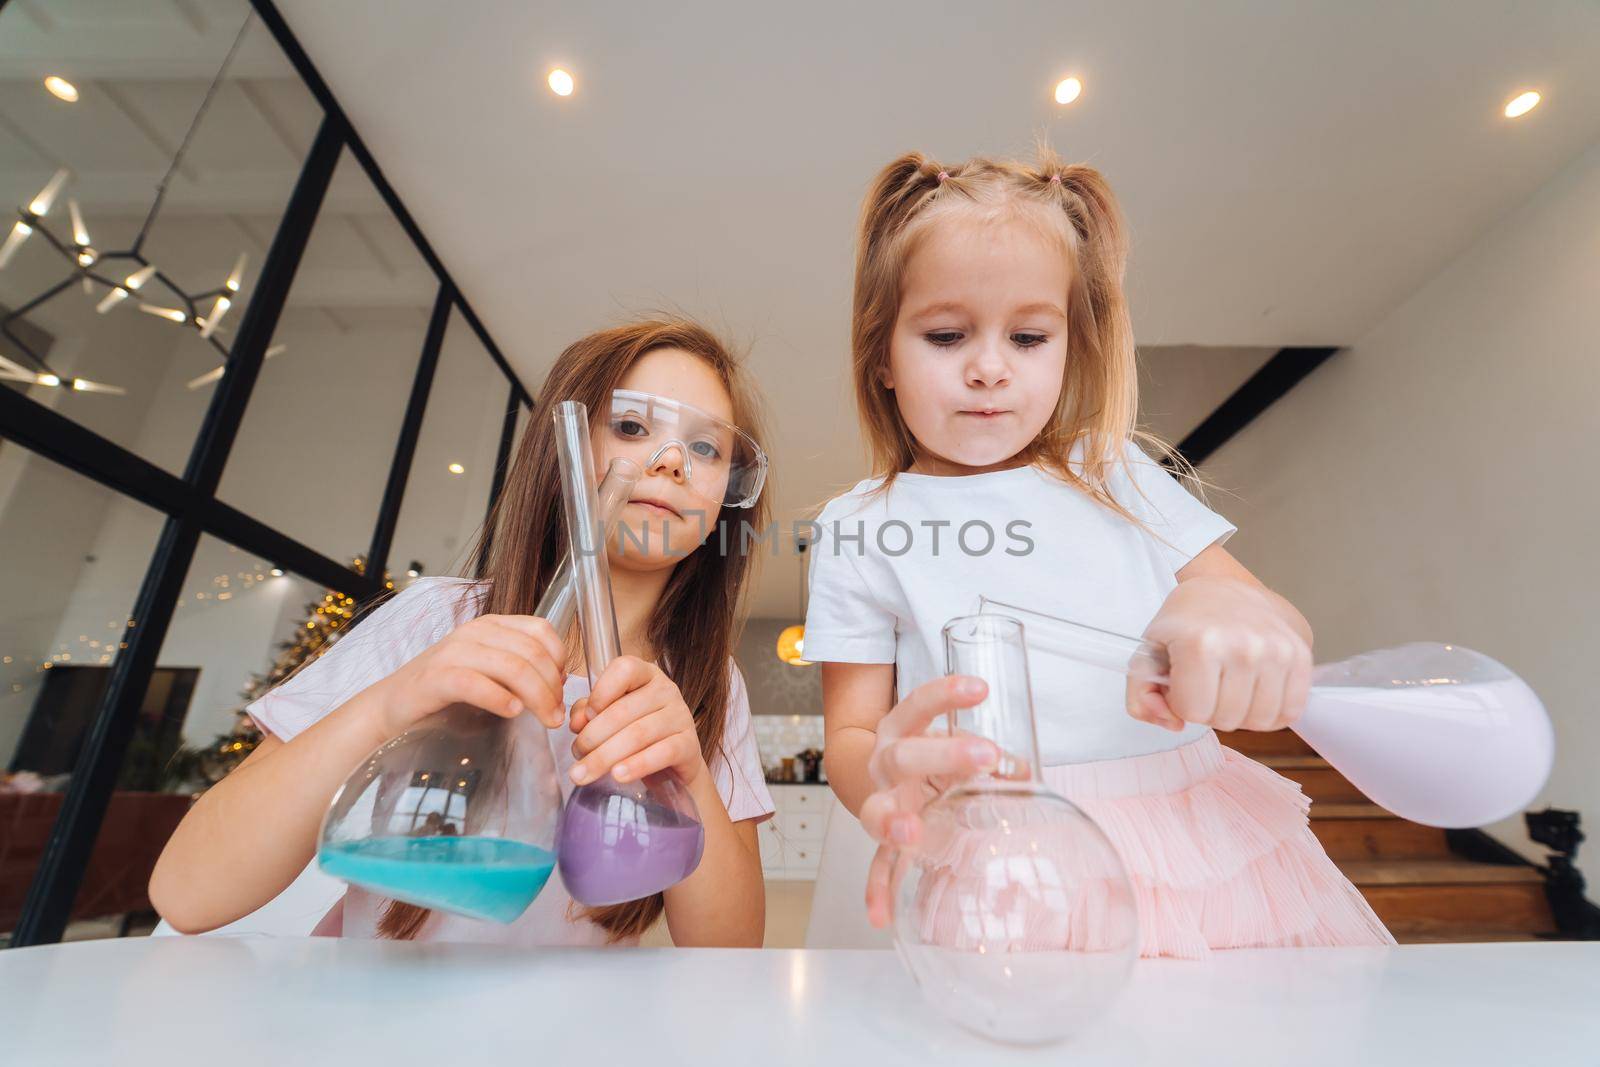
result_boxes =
[551,400,705,906]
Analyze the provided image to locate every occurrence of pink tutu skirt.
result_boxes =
[1037,731,1395,959]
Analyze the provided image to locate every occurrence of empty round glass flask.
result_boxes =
[894,614,1138,1046]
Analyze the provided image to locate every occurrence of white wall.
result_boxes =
[1208,138,1600,882]
[735,617,823,719]
[1138,345,1276,444]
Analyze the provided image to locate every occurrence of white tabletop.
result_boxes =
[1,937,1596,1066]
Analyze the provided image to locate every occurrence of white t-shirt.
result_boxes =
[802,441,1235,766]
[248,576,773,946]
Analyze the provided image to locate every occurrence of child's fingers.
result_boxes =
[1163,639,1222,725]
[567,696,591,734]
[475,614,568,670]
[441,644,563,722]
[608,733,699,785]
[1241,662,1290,732]
[1280,653,1312,728]
[1212,665,1257,732]
[879,675,987,742]
[587,655,657,712]
[1126,680,1183,731]
[569,713,677,785]
[433,667,523,720]
[866,844,899,928]
[873,735,997,788]
[859,782,926,846]
[570,684,666,757]
[1131,688,1185,732]
[468,626,567,727]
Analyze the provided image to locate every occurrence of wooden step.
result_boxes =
[1216,728,1315,760]
[1310,813,1452,861]
[1339,860,1554,940]
[1340,860,1544,886]
[1224,739,1562,943]
[1309,802,1393,819]
[1388,929,1550,944]
[1256,756,1367,803]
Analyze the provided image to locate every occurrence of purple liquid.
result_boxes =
[557,785,705,906]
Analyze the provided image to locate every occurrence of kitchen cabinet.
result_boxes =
[760,783,828,880]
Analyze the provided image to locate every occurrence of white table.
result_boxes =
[1,937,1595,1066]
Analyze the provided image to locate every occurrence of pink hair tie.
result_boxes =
[937,171,948,184]
[1050,174,1062,185]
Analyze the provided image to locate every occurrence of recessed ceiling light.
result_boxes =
[1503,90,1540,118]
[1054,77,1083,105]
[548,68,575,97]
[44,76,78,103]
[448,462,465,475]
[270,567,284,577]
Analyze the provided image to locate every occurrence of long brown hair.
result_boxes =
[377,316,770,941]
[851,148,1192,520]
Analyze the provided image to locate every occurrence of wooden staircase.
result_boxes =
[1218,728,1556,942]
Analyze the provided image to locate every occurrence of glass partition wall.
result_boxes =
[0,0,528,946]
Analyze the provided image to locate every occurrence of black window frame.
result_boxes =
[0,0,531,946]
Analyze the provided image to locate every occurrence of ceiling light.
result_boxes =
[69,377,126,395]
[68,200,90,247]
[35,373,61,387]
[124,264,157,290]
[225,252,247,292]
[270,567,284,577]
[29,169,69,217]
[548,68,575,97]
[1503,90,1540,118]
[44,76,79,103]
[448,462,465,475]
[1054,77,1083,105]
[139,303,187,323]
[184,344,286,391]
[199,295,231,339]
[0,221,32,269]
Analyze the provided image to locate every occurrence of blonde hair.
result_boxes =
[851,148,1189,520]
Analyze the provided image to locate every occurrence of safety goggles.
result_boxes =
[604,389,767,508]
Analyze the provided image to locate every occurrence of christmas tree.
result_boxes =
[170,559,388,791]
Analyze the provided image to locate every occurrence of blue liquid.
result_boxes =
[318,836,556,924]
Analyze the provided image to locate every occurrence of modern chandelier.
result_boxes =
[0,13,284,398]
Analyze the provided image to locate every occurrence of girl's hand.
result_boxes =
[1128,575,1312,733]
[568,656,707,789]
[369,614,569,739]
[859,675,998,928]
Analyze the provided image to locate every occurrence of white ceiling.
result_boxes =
[7,1,1600,617]
[270,0,1600,615]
